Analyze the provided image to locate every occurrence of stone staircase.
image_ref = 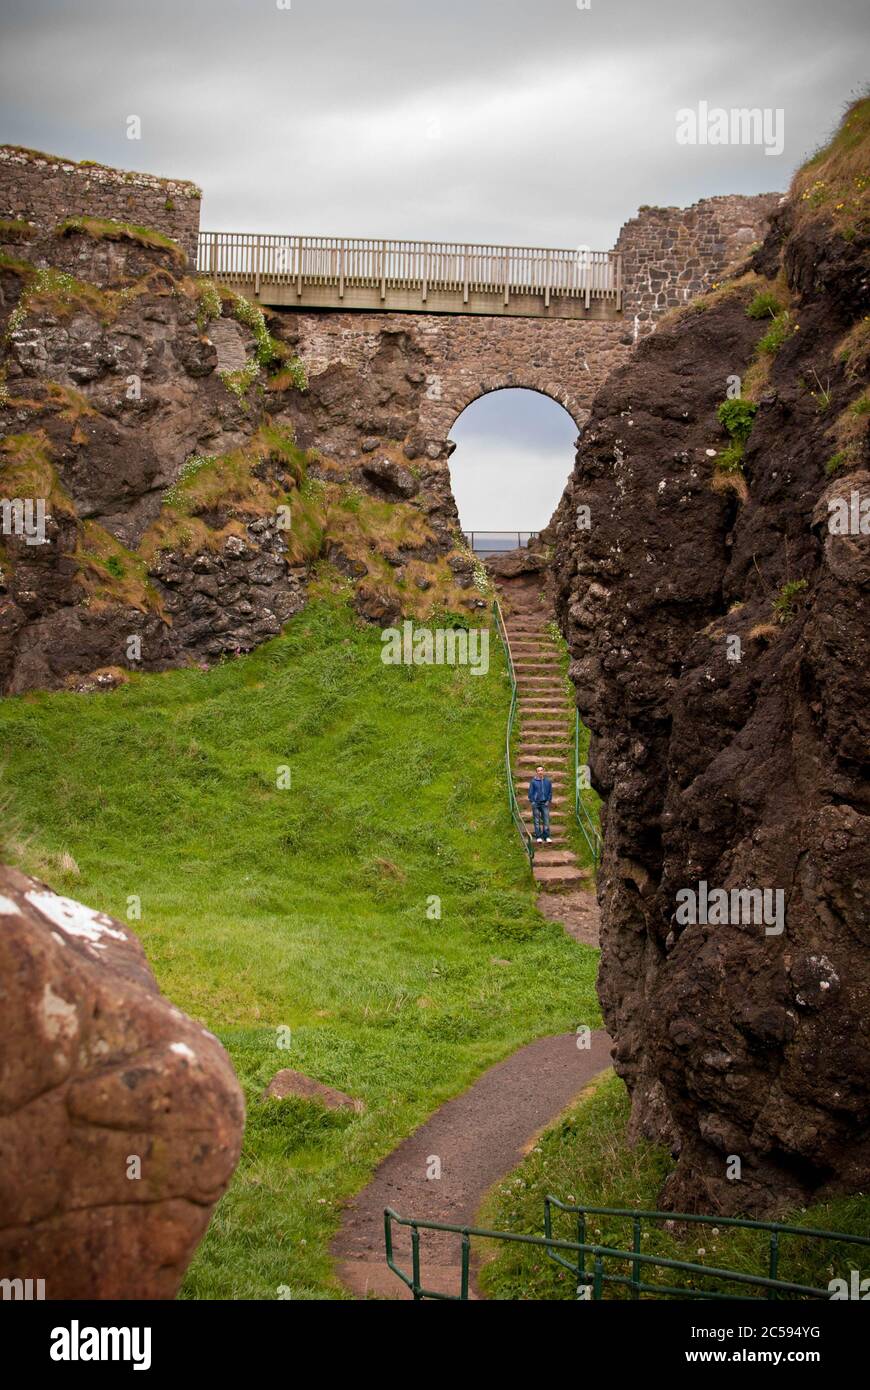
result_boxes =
[500,589,591,890]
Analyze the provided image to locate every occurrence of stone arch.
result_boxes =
[445,384,582,541]
[445,378,586,443]
[412,313,628,457]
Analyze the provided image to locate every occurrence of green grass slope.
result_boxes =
[0,579,600,1299]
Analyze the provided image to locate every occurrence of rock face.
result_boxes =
[0,865,245,1298]
[551,113,869,1216]
[0,216,474,692]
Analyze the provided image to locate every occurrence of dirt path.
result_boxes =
[332,1028,612,1299]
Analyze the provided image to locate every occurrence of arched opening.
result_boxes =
[447,388,579,556]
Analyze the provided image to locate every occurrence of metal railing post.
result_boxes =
[411,1225,422,1300]
[767,1231,780,1299]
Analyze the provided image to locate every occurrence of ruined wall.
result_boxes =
[615,192,781,334]
[0,146,201,264]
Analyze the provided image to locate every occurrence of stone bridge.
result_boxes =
[1,144,779,454]
[199,201,779,454]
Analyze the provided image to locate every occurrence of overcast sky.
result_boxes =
[1,0,865,530]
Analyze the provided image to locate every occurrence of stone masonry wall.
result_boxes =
[285,310,633,454]
[615,192,782,335]
[0,146,201,265]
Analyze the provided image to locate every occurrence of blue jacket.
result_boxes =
[528,776,552,805]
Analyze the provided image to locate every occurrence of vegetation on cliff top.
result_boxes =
[54,215,187,267]
[795,95,870,238]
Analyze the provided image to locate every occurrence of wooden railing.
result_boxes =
[197,232,622,313]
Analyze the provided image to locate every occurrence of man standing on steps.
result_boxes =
[528,765,552,844]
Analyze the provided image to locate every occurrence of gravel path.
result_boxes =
[332,1028,612,1299]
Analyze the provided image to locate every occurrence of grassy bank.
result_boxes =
[477,1072,870,1300]
[0,580,601,1298]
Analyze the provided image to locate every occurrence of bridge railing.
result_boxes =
[464,530,539,555]
[197,232,622,309]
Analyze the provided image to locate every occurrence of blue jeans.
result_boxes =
[531,802,550,838]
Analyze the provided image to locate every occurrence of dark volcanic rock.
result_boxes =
[552,163,870,1215]
[484,546,548,578]
[361,456,420,498]
[0,865,244,1299]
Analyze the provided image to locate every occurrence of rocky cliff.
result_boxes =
[552,100,869,1214]
[0,204,476,693]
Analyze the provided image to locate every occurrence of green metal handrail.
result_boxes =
[493,599,534,867]
[543,1195,870,1301]
[383,1201,870,1301]
[574,709,602,866]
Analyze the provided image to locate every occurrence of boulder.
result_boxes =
[0,866,245,1299]
[484,547,548,579]
[361,457,420,498]
[262,1069,364,1113]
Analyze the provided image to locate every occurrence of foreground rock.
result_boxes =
[263,1069,364,1113]
[0,866,245,1298]
[551,102,870,1215]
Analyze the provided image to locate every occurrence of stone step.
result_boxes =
[532,865,588,886]
[518,728,568,737]
[531,849,578,865]
[519,706,569,715]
